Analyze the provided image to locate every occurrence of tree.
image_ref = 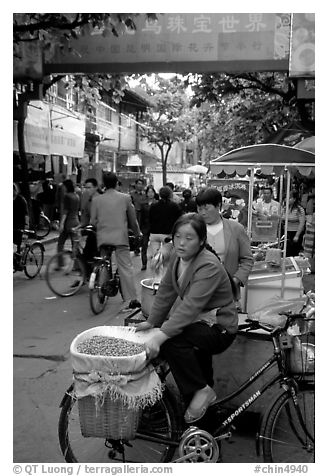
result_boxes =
[139,76,195,185]
[186,72,314,159]
[13,13,157,202]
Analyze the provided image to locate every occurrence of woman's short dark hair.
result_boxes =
[172,213,207,248]
[159,186,172,201]
[85,178,98,188]
[196,187,223,207]
[146,185,158,199]
[63,179,75,193]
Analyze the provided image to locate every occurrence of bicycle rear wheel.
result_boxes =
[34,213,51,239]
[45,251,86,297]
[261,387,314,462]
[89,263,110,314]
[58,389,180,463]
[23,243,44,278]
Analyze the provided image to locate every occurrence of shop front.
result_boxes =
[13,100,86,183]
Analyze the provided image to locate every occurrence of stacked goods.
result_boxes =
[77,336,145,357]
[70,326,162,440]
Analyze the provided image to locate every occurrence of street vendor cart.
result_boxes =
[209,143,315,309]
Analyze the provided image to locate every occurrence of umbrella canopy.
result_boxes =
[210,144,315,177]
[294,136,315,153]
[186,164,208,174]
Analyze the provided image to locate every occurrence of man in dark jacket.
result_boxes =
[149,186,182,257]
[179,188,197,214]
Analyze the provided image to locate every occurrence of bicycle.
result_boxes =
[13,229,45,279]
[33,210,51,239]
[88,245,122,315]
[30,198,51,239]
[45,226,96,297]
[58,298,314,463]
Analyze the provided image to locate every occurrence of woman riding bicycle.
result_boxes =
[136,213,237,424]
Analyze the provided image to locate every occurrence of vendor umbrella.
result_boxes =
[210,144,314,177]
[186,164,208,174]
[294,136,315,153]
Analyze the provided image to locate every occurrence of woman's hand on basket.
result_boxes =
[144,330,169,360]
[135,321,154,333]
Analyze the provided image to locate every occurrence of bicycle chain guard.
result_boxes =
[177,426,220,463]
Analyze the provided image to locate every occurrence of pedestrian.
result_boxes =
[149,186,182,258]
[166,182,181,204]
[139,185,159,271]
[90,172,142,311]
[13,183,29,255]
[135,213,238,423]
[196,187,253,301]
[179,188,197,214]
[281,191,306,257]
[36,178,56,223]
[130,178,147,256]
[57,179,80,261]
[79,178,102,274]
[55,174,67,223]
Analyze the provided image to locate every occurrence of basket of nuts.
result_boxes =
[70,326,161,440]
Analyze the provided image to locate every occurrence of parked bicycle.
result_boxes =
[58,299,314,463]
[13,229,45,279]
[45,226,96,297]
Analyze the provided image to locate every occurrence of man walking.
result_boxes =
[90,172,142,310]
[130,178,146,256]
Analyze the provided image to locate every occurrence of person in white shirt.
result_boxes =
[253,187,280,217]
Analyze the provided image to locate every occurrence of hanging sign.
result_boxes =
[45,13,291,74]
[207,178,249,227]
[289,13,315,77]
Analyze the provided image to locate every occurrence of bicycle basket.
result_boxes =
[288,337,315,376]
[78,393,141,440]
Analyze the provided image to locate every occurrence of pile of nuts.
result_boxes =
[77,336,145,357]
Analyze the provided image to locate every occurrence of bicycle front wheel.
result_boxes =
[89,263,110,314]
[23,243,44,278]
[58,389,180,463]
[35,214,51,239]
[45,251,86,297]
[261,387,314,463]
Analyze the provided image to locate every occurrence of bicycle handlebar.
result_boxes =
[240,310,314,336]
[14,228,37,237]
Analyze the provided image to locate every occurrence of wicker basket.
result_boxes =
[78,392,141,440]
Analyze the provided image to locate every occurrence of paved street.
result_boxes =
[13,235,314,463]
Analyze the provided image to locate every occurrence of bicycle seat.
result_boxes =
[99,244,116,255]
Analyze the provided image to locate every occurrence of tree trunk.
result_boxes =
[162,144,172,186]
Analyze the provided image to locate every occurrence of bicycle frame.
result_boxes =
[133,329,313,455]
[14,231,45,269]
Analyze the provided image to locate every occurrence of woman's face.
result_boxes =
[289,196,296,206]
[197,203,221,225]
[173,223,203,261]
[147,188,155,199]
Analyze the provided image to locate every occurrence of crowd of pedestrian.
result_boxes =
[13,172,315,424]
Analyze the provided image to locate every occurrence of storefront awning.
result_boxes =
[13,100,86,158]
[210,144,315,177]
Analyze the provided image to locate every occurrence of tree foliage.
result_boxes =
[139,76,195,185]
[186,72,314,160]
[13,13,158,103]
